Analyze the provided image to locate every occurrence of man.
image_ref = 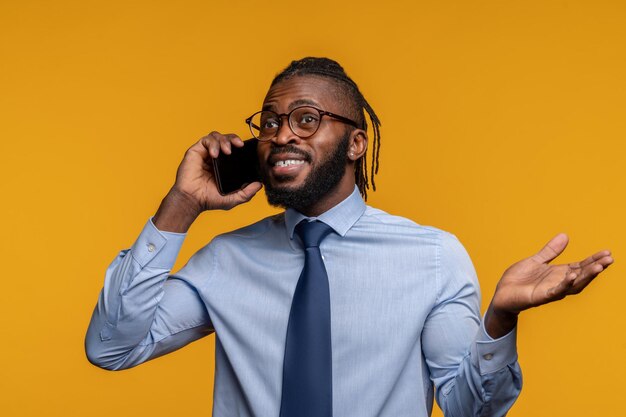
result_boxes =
[85,57,613,417]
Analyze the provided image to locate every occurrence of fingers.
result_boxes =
[533,233,569,264]
[573,250,612,269]
[198,131,244,159]
[572,254,614,289]
[547,253,614,300]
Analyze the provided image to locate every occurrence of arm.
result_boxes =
[85,132,262,370]
[85,219,213,370]
[484,233,613,338]
[422,233,522,417]
[424,232,614,417]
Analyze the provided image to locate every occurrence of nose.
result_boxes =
[271,116,300,146]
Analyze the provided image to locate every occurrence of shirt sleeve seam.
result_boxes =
[138,321,212,346]
[195,237,221,292]
[435,231,442,305]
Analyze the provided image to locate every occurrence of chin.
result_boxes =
[262,130,351,212]
[271,174,301,184]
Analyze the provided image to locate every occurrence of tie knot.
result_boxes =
[295,220,334,248]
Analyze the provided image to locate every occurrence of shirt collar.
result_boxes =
[284,185,366,240]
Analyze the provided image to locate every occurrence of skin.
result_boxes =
[153,74,614,339]
[257,76,367,215]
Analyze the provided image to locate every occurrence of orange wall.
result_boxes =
[1,1,624,416]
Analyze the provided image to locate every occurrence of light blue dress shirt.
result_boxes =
[86,186,522,417]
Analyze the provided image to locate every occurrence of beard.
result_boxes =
[261,131,351,213]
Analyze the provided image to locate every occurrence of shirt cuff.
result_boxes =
[130,217,187,269]
[470,316,518,375]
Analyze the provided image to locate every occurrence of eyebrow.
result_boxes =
[262,98,321,112]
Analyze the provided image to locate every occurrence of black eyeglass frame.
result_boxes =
[245,106,359,141]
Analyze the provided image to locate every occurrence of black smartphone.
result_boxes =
[212,138,261,195]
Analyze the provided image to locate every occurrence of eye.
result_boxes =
[259,113,280,130]
[298,112,319,125]
[263,119,279,129]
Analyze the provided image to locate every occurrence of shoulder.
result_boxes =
[359,205,455,241]
[211,213,286,244]
[357,205,471,259]
[174,213,287,287]
[181,213,286,270]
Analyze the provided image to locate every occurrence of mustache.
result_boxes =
[268,145,312,163]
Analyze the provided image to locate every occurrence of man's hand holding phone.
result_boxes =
[153,132,263,233]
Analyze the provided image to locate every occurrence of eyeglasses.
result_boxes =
[245,106,359,142]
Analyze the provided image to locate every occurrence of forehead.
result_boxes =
[262,75,341,112]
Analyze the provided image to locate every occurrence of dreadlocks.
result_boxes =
[271,57,381,201]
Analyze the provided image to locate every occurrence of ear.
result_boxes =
[348,129,368,161]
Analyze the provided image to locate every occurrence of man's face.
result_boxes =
[257,75,354,213]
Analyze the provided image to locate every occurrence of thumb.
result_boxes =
[533,233,569,264]
[225,182,263,208]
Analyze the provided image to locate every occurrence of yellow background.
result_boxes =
[1,1,624,416]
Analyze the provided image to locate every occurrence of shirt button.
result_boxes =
[147,243,156,252]
[483,353,494,360]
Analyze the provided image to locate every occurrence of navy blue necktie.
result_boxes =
[280,220,334,417]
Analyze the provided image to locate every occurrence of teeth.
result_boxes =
[275,160,305,167]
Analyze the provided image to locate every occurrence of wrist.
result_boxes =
[485,303,519,339]
[153,187,202,233]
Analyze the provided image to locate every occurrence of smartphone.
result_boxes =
[212,138,261,196]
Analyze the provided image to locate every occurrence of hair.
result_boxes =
[270,57,381,201]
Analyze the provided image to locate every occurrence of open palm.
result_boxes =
[491,233,613,314]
